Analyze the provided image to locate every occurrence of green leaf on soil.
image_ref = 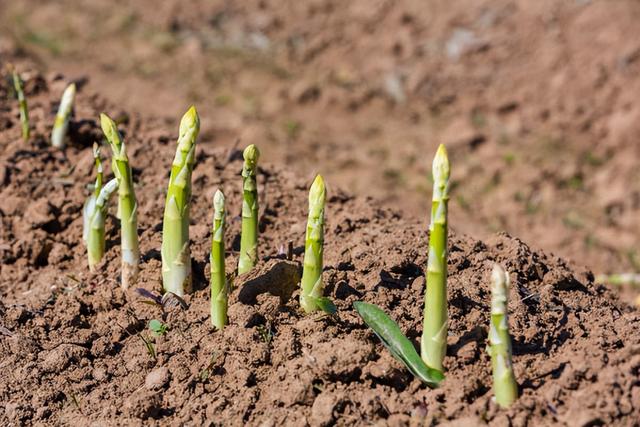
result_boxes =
[148,319,168,336]
[308,296,337,315]
[353,301,444,388]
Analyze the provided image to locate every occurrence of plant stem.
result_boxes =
[87,179,118,270]
[489,264,519,408]
[300,174,326,313]
[162,106,200,296]
[101,113,140,289]
[210,189,228,329]
[11,69,29,142]
[51,83,76,149]
[421,144,450,372]
[238,144,260,275]
[83,143,104,243]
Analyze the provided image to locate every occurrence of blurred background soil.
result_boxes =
[2,0,640,298]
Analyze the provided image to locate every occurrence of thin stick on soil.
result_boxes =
[162,106,200,296]
[100,114,140,289]
[51,83,76,149]
[489,264,519,408]
[210,189,228,330]
[11,68,30,142]
[421,144,450,372]
[238,144,260,275]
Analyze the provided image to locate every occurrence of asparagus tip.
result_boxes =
[309,174,326,205]
[243,144,260,165]
[213,189,225,212]
[180,105,200,135]
[433,144,450,182]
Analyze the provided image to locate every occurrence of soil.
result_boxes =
[4,0,640,288]
[1,72,639,426]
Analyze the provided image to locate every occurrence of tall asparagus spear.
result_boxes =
[100,114,140,289]
[238,144,260,275]
[421,144,450,372]
[11,69,30,142]
[300,174,327,313]
[210,190,228,330]
[83,143,104,243]
[489,264,518,408]
[162,106,200,296]
[51,83,76,149]
[86,179,118,270]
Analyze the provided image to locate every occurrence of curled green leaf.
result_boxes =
[353,301,444,388]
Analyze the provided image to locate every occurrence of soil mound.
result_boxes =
[0,73,638,426]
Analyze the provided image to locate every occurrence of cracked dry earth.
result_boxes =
[0,73,639,426]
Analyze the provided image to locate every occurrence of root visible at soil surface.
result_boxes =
[0,72,638,426]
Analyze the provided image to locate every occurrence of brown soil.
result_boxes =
[4,0,640,288]
[1,73,639,426]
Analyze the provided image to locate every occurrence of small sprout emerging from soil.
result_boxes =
[421,144,450,372]
[11,68,30,142]
[84,178,118,270]
[51,83,76,148]
[148,319,168,336]
[162,106,200,296]
[488,264,518,408]
[353,301,444,387]
[300,175,336,314]
[139,333,157,360]
[82,143,104,242]
[238,144,260,275]
[210,189,228,330]
[101,113,140,289]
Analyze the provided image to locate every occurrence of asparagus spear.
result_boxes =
[51,83,76,148]
[210,190,228,329]
[421,144,450,372]
[83,143,104,243]
[11,69,29,142]
[488,264,519,408]
[300,174,329,313]
[86,178,118,270]
[162,106,200,296]
[100,113,140,289]
[238,144,260,275]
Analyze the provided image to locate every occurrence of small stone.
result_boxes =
[145,367,170,390]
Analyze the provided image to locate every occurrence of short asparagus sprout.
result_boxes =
[11,69,30,142]
[489,264,518,408]
[238,144,260,275]
[51,83,76,149]
[210,190,228,330]
[300,175,335,314]
[85,178,118,270]
[162,106,200,296]
[421,144,450,372]
[101,113,140,289]
[82,143,104,243]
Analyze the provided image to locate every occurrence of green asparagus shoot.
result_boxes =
[85,178,118,270]
[82,143,104,243]
[488,264,518,408]
[162,106,200,296]
[421,144,450,372]
[11,69,30,142]
[51,83,76,148]
[210,189,228,330]
[300,175,335,314]
[100,113,140,289]
[353,302,444,387]
[238,144,260,275]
